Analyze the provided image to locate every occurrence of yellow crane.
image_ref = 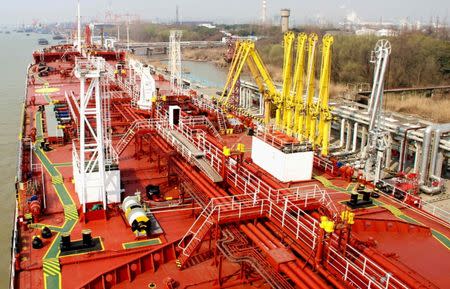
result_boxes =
[290,33,307,137]
[304,33,319,142]
[280,32,295,130]
[308,34,334,156]
[219,41,278,124]
[316,34,334,155]
[219,33,333,156]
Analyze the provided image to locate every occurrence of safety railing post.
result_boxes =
[282,198,288,228]
[344,262,349,281]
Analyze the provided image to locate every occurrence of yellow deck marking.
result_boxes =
[35,87,60,94]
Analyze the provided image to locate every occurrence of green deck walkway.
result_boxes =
[34,111,78,289]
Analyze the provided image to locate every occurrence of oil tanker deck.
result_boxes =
[10,30,450,289]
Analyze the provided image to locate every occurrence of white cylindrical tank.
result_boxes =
[122,196,150,234]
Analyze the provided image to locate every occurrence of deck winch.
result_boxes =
[122,196,151,235]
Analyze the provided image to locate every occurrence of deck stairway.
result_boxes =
[177,195,267,268]
[103,62,140,107]
[182,115,223,142]
[216,108,227,134]
[115,120,155,156]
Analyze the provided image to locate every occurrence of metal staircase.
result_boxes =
[115,122,139,156]
[103,62,140,108]
[115,120,156,156]
[216,108,227,134]
[176,208,214,268]
[177,195,267,268]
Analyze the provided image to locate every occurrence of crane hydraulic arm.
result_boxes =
[280,32,295,130]
[304,34,319,142]
[219,40,277,124]
[291,33,307,138]
[315,34,334,156]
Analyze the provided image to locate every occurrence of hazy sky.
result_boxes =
[1,0,449,25]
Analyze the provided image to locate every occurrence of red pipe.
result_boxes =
[173,160,217,197]
[245,224,328,289]
[256,223,333,289]
[264,222,348,289]
[239,224,310,289]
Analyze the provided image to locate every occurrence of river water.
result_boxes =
[0,31,58,287]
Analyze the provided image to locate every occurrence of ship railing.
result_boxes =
[273,197,408,289]
[180,115,223,142]
[155,121,218,177]
[253,125,308,153]
[313,155,336,175]
[9,205,19,289]
[104,62,140,107]
[420,200,450,225]
[31,163,46,209]
[176,119,223,174]
[327,236,410,289]
[195,132,223,173]
[178,194,267,256]
[271,184,322,204]
[76,57,106,75]
[227,162,409,289]
[376,179,450,227]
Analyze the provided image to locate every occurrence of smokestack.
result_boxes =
[262,0,267,25]
[280,9,290,32]
[77,0,81,52]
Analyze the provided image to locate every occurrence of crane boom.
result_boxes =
[219,40,277,124]
[280,32,295,130]
[292,33,307,138]
[304,34,318,142]
[316,34,334,156]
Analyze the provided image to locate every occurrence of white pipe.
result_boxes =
[420,123,450,185]
[352,122,359,152]
[339,118,346,148]
[345,122,351,151]
[413,142,421,173]
[332,121,360,157]
[430,127,449,177]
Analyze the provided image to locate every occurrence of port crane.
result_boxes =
[219,40,278,124]
[290,33,307,137]
[220,32,333,156]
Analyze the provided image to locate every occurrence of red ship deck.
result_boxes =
[12,46,450,289]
